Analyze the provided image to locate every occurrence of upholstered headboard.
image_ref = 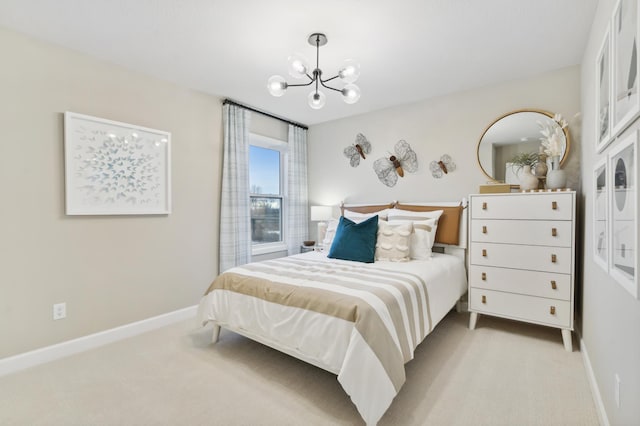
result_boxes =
[340,199,468,263]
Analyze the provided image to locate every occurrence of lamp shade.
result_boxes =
[310,205,332,221]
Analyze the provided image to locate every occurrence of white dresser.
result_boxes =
[468,192,576,351]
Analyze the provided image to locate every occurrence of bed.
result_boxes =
[198,201,468,425]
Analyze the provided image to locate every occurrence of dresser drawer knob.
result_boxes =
[551,227,557,237]
[482,249,487,257]
[482,225,487,234]
[550,306,556,315]
[551,280,557,290]
[552,201,558,210]
[481,272,487,281]
[551,254,557,263]
[482,295,487,304]
[482,202,487,210]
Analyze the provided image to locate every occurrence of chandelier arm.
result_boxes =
[321,74,340,84]
[319,79,343,93]
[286,79,316,88]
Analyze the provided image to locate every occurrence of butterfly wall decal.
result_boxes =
[343,133,372,167]
[429,154,456,178]
[373,140,418,187]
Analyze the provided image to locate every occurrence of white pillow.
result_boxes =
[386,209,444,222]
[387,211,442,259]
[343,208,391,223]
[322,219,340,248]
[375,221,412,262]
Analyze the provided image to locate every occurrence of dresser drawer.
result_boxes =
[471,193,573,220]
[470,242,572,274]
[469,288,571,328]
[471,219,572,247]
[468,265,571,300]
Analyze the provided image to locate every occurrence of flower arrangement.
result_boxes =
[509,151,539,171]
[539,113,568,158]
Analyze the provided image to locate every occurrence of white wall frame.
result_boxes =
[607,130,638,298]
[64,112,171,215]
[593,157,609,271]
[611,0,640,138]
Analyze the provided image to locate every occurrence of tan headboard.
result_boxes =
[395,202,465,246]
[340,202,395,215]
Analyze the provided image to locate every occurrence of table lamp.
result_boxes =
[310,205,333,245]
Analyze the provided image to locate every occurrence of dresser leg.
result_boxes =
[561,329,573,352]
[469,312,479,330]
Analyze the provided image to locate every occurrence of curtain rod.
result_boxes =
[222,99,308,130]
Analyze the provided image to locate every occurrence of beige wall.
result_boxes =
[0,28,223,358]
[307,66,581,238]
[580,1,640,424]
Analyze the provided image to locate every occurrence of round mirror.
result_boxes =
[477,109,570,184]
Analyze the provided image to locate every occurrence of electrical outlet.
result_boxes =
[53,302,66,320]
[615,373,621,408]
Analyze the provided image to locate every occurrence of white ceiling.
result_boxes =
[0,0,598,126]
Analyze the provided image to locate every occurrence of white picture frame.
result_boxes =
[596,25,612,152]
[608,130,638,298]
[64,112,171,215]
[593,157,609,271]
[611,0,640,137]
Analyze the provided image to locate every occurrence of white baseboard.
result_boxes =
[579,335,610,426]
[0,305,197,377]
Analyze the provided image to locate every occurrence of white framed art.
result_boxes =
[596,25,612,152]
[64,112,171,215]
[593,157,609,271]
[608,130,638,298]
[611,0,640,137]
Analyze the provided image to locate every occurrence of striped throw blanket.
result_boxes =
[201,256,436,425]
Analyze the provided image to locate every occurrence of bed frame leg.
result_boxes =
[211,324,221,344]
[455,300,462,312]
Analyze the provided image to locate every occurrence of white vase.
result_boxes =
[518,165,539,191]
[546,156,567,190]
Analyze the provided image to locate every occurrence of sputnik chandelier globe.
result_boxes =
[267,33,361,109]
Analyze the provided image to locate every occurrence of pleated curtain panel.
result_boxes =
[219,103,310,271]
[286,124,309,255]
[219,104,251,272]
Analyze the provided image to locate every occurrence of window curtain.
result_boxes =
[286,124,309,254]
[219,104,251,272]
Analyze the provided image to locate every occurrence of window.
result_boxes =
[249,134,287,254]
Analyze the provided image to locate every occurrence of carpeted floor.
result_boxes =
[0,311,599,425]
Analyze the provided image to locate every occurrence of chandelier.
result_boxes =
[267,33,361,109]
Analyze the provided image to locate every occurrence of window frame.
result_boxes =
[249,133,288,256]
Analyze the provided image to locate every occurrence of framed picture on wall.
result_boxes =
[611,0,640,137]
[593,158,609,271]
[64,112,172,215]
[596,25,612,152]
[608,130,638,298]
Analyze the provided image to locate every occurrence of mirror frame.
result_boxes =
[476,108,571,183]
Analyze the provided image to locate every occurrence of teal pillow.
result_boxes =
[327,215,379,263]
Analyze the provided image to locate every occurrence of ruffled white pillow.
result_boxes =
[387,209,443,259]
[375,221,412,262]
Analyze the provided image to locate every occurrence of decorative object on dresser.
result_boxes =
[468,192,576,351]
[310,205,333,244]
[476,109,570,188]
[508,151,540,190]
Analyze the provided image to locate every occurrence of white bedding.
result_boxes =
[198,250,467,425]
